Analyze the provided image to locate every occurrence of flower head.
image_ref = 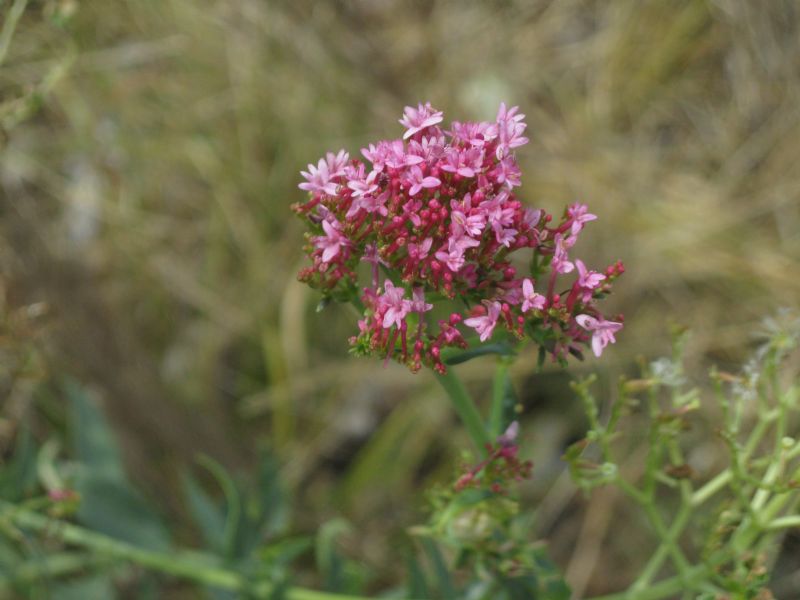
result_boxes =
[295,101,623,372]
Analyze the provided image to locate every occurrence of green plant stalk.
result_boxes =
[0,552,112,589]
[640,502,692,579]
[732,479,800,555]
[489,359,511,438]
[629,436,696,593]
[628,501,693,595]
[690,470,731,507]
[263,325,294,451]
[764,513,800,531]
[435,369,491,454]
[0,501,403,600]
[0,0,28,67]
[588,565,709,600]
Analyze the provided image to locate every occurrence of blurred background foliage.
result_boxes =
[1,0,799,596]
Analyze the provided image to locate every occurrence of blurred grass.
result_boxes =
[2,0,800,594]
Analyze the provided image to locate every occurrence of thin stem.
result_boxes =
[489,358,513,438]
[764,515,800,532]
[0,501,399,600]
[0,552,112,589]
[629,492,694,593]
[0,0,28,67]
[691,471,731,507]
[630,440,695,593]
[435,369,491,454]
[641,503,692,579]
[587,565,708,600]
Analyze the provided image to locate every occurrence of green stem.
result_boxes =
[764,514,800,531]
[587,565,708,600]
[0,552,112,589]
[435,369,491,454]
[489,359,513,438]
[640,502,692,579]
[0,501,398,600]
[0,0,28,67]
[629,486,694,593]
[690,470,731,507]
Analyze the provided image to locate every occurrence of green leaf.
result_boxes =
[252,451,289,539]
[316,518,351,592]
[420,538,457,600]
[404,553,430,599]
[258,536,312,569]
[182,471,226,553]
[76,475,170,551]
[51,575,116,600]
[65,379,125,483]
[66,379,170,551]
[195,455,241,560]
[0,425,37,501]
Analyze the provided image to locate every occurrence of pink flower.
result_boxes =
[575,314,623,357]
[464,301,502,342]
[361,242,388,268]
[435,235,480,272]
[326,150,350,176]
[567,203,597,236]
[523,208,542,229]
[490,155,522,189]
[379,281,411,329]
[440,147,484,178]
[482,192,515,230]
[450,120,498,147]
[366,140,423,171]
[399,102,444,140]
[521,279,545,313]
[314,218,349,263]
[575,259,606,290]
[408,237,433,260]
[347,169,379,198]
[405,165,441,197]
[408,135,446,163]
[497,421,519,446]
[493,224,518,247]
[299,151,349,196]
[410,287,433,313]
[450,195,485,237]
[552,233,574,274]
[493,103,529,159]
[361,142,387,171]
[347,190,389,218]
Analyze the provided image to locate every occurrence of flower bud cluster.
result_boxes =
[454,422,533,496]
[293,102,623,372]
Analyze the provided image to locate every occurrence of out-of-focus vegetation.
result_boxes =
[1,0,799,597]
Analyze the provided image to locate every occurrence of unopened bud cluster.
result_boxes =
[454,422,533,495]
[294,102,623,372]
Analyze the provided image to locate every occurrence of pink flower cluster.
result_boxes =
[294,102,623,373]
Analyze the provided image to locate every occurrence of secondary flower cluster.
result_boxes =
[293,102,623,372]
[454,422,533,496]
